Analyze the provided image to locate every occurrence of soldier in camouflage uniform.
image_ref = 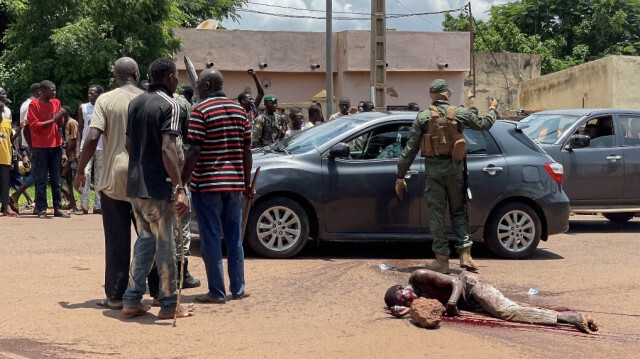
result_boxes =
[251,94,285,148]
[395,79,499,273]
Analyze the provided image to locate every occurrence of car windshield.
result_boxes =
[273,118,368,154]
[520,113,581,144]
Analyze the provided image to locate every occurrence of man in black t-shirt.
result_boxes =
[122,58,193,320]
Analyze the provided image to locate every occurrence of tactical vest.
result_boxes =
[419,105,467,161]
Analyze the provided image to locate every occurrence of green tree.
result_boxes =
[0,0,246,110]
[443,0,640,74]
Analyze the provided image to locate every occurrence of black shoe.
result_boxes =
[38,211,47,219]
[183,274,201,289]
[179,259,201,289]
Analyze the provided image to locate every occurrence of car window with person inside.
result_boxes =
[520,114,580,144]
[575,116,615,147]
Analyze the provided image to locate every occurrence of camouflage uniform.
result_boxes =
[252,112,285,148]
[397,81,497,257]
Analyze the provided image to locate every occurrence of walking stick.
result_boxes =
[242,167,261,239]
[173,187,186,327]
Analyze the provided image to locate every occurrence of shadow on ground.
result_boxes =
[566,217,640,234]
[189,238,563,261]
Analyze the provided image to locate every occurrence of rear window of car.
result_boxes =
[512,130,546,154]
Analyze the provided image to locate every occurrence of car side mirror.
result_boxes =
[564,134,590,150]
[328,142,350,158]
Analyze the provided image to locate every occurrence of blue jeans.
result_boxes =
[123,197,177,313]
[33,147,62,212]
[192,191,245,300]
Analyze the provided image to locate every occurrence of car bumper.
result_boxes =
[537,190,571,236]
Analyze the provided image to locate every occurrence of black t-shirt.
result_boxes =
[126,84,180,200]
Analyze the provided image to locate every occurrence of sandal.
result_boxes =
[96,298,124,310]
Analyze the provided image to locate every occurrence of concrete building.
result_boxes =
[173,29,470,116]
[464,53,541,118]
[518,55,640,111]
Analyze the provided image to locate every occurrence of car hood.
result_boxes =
[252,149,296,169]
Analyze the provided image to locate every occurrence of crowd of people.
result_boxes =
[0,63,601,333]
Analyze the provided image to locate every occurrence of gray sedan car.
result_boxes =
[241,111,569,259]
[520,109,640,222]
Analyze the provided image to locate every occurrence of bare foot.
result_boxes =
[157,304,195,319]
[3,209,18,217]
[122,303,151,316]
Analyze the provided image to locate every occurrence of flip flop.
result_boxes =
[96,298,124,310]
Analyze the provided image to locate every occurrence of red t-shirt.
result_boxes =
[27,98,63,148]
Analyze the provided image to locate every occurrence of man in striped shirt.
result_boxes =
[181,68,252,304]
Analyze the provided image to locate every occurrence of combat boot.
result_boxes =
[459,247,479,272]
[179,259,201,289]
[425,254,450,274]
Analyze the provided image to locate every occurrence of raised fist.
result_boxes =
[488,97,499,110]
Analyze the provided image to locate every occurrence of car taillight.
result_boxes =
[544,162,563,185]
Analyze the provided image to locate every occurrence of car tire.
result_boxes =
[484,202,541,259]
[603,212,635,223]
[246,197,310,259]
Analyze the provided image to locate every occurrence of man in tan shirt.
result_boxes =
[74,57,147,310]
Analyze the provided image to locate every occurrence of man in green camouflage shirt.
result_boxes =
[395,79,499,273]
[251,94,285,148]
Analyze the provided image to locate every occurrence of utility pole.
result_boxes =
[325,0,333,117]
[370,0,386,110]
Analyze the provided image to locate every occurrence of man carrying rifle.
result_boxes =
[395,79,498,273]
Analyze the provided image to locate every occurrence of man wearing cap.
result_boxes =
[252,94,285,148]
[395,79,499,274]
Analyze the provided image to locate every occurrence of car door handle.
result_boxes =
[606,155,622,162]
[482,166,503,175]
[404,170,419,178]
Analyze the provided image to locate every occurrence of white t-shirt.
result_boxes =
[81,102,102,151]
[2,107,11,122]
[19,99,31,147]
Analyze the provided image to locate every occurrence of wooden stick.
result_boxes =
[242,167,261,239]
[173,189,186,327]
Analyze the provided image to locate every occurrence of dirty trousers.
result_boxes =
[123,197,177,313]
[470,282,558,324]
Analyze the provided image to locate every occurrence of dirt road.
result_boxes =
[1,214,639,358]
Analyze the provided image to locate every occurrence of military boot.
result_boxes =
[459,247,479,272]
[179,259,201,289]
[425,254,450,274]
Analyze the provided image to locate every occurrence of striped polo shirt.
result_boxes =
[186,94,250,192]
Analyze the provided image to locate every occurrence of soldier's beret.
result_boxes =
[264,94,278,102]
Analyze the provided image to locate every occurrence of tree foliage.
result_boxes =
[0,0,246,111]
[443,0,640,74]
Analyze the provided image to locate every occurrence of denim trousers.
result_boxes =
[123,197,177,312]
[192,191,245,300]
[33,146,62,212]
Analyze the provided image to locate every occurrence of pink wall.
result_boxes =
[175,29,470,110]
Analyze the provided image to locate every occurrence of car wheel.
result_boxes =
[247,197,310,259]
[603,212,635,223]
[484,203,541,259]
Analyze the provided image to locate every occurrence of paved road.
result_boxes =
[1,214,639,358]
